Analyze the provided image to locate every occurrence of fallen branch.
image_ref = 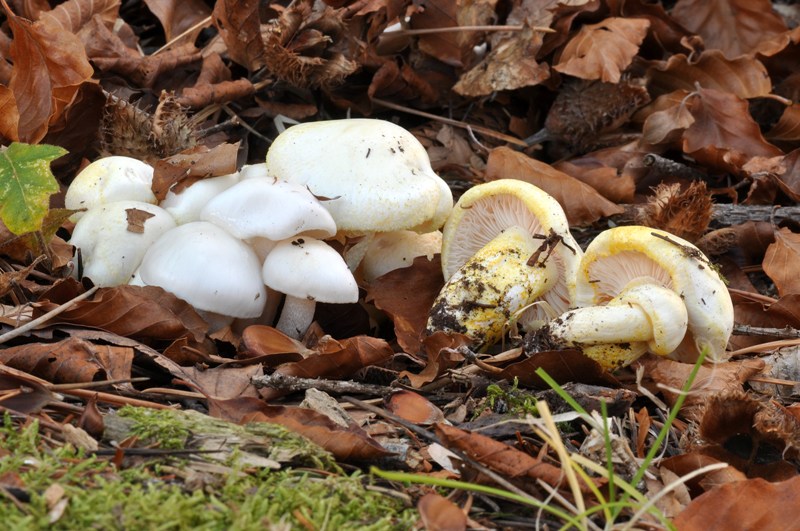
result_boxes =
[251,373,395,396]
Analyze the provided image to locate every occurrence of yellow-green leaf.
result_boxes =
[0,142,66,235]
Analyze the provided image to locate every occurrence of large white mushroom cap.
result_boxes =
[200,178,337,241]
[136,221,266,318]
[160,172,240,225]
[69,201,176,287]
[65,156,156,219]
[265,119,453,234]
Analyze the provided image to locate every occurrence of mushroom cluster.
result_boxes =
[425,180,734,370]
[67,119,453,338]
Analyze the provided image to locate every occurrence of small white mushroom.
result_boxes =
[69,201,176,287]
[361,230,442,283]
[135,221,267,325]
[262,237,358,338]
[160,172,240,224]
[65,156,156,220]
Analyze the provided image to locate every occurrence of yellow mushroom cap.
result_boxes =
[575,226,733,363]
[441,179,582,319]
[427,225,559,346]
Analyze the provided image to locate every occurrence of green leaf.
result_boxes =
[0,142,66,235]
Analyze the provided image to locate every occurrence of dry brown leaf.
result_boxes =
[453,27,550,97]
[646,51,772,100]
[239,325,310,365]
[366,255,444,356]
[398,333,471,388]
[682,87,783,171]
[151,142,239,200]
[641,90,694,145]
[484,147,623,226]
[671,0,787,59]
[4,10,94,142]
[763,228,800,297]
[144,0,211,42]
[554,17,649,83]
[385,390,445,425]
[435,423,600,494]
[674,468,800,529]
[33,282,209,343]
[0,337,133,384]
[182,364,262,400]
[38,0,119,34]
[211,0,265,71]
[498,349,619,389]
[0,365,55,414]
[605,0,689,51]
[368,60,440,107]
[208,396,392,461]
[417,493,467,531]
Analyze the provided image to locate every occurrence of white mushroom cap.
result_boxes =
[265,119,453,234]
[262,236,358,337]
[570,225,733,364]
[238,163,267,180]
[200,178,337,241]
[136,221,266,318]
[69,201,176,287]
[160,172,240,224]
[441,179,582,320]
[361,230,442,282]
[65,156,156,219]
[427,225,559,346]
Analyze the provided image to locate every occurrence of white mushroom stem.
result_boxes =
[548,282,689,356]
[275,296,316,338]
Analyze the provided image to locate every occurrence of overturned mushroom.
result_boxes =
[544,226,733,369]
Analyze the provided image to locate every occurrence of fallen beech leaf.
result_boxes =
[682,87,782,171]
[182,364,263,400]
[0,365,56,414]
[417,493,467,531]
[239,325,311,365]
[367,255,444,356]
[634,356,765,422]
[211,0,265,70]
[641,91,695,145]
[33,282,209,343]
[5,10,94,143]
[767,104,800,143]
[453,27,549,97]
[729,292,800,350]
[660,452,747,496]
[554,17,649,83]
[398,333,472,388]
[385,390,444,425]
[38,0,119,34]
[499,349,619,389]
[671,0,787,59]
[763,228,800,296]
[144,0,211,42]
[208,396,392,461]
[674,475,800,530]
[152,142,239,200]
[646,51,772,100]
[485,147,623,226]
[407,0,463,68]
[434,423,600,494]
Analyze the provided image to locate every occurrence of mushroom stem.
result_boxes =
[548,282,689,357]
[275,296,316,338]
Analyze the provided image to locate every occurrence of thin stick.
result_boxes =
[384,25,554,36]
[251,373,395,396]
[733,324,800,339]
[48,377,150,392]
[0,286,100,345]
[728,338,800,358]
[153,16,213,55]
[60,388,173,410]
[371,97,529,147]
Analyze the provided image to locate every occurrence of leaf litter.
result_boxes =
[1,0,800,528]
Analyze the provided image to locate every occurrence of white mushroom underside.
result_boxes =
[582,250,674,305]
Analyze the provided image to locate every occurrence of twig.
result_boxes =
[383,25,554,36]
[642,154,706,181]
[59,388,173,410]
[342,395,542,504]
[48,377,150,392]
[728,338,800,358]
[370,98,529,147]
[0,286,100,345]
[251,373,395,396]
[153,15,213,55]
[733,324,800,339]
[612,204,800,228]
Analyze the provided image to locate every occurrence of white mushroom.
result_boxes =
[160,172,241,225]
[65,156,156,220]
[134,221,267,326]
[545,226,734,369]
[262,237,358,338]
[69,201,176,287]
[361,230,442,283]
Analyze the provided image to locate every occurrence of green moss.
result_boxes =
[0,414,415,530]
[485,377,539,417]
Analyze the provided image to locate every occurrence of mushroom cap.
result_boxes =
[160,172,240,224]
[136,221,266,318]
[69,201,176,287]
[361,230,442,282]
[262,237,358,304]
[200,178,337,241]
[265,119,453,233]
[575,225,733,363]
[441,179,582,317]
[65,156,155,219]
[427,225,559,346]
